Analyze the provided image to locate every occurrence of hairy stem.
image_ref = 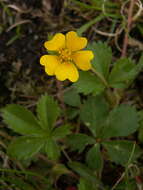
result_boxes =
[121,0,136,57]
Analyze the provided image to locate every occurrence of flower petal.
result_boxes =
[66,31,87,51]
[44,33,65,51]
[55,63,79,82]
[72,50,94,71]
[40,55,60,75]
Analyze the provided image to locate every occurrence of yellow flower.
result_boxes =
[40,31,94,82]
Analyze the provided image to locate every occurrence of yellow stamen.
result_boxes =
[58,48,72,63]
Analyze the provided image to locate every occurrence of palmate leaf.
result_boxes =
[1,104,43,136]
[2,95,64,161]
[80,95,109,137]
[86,143,103,172]
[52,124,72,140]
[108,58,136,88]
[88,42,112,78]
[68,161,102,188]
[73,71,105,95]
[68,162,96,183]
[37,94,60,131]
[102,140,142,166]
[108,54,143,88]
[64,88,81,107]
[45,138,60,160]
[102,104,139,138]
[8,136,45,160]
[67,133,95,153]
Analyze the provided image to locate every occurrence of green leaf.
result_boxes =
[102,104,139,138]
[78,178,90,190]
[68,162,96,183]
[138,110,143,143]
[37,94,60,130]
[68,161,102,188]
[102,140,141,166]
[66,107,79,119]
[108,58,136,88]
[108,55,143,89]
[73,71,105,95]
[127,53,143,87]
[64,88,81,107]
[2,104,43,136]
[109,54,143,88]
[45,138,60,160]
[129,54,143,81]
[89,42,112,78]
[138,127,143,144]
[78,178,96,190]
[8,136,45,160]
[80,95,109,137]
[67,133,95,153]
[86,144,103,172]
[52,124,72,140]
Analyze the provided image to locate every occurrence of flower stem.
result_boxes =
[91,67,109,88]
[91,67,121,107]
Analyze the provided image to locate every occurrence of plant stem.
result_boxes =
[91,68,121,106]
[91,67,109,88]
[121,0,135,57]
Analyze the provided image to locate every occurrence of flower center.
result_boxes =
[58,48,72,63]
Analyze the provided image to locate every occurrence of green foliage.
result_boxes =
[8,136,45,160]
[66,107,79,119]
[102,140,141,166]
[73,71,105,95]
[80,95,109,137]
[68,161,96,183]
[2,94,72,161]
[1,104,43,136]
[80,97,139,139]
[78,178,96,190]
[45,138,60,160]
[86,143,103,172]
[67,133,95,153]
[2,40,143,189]
[89,42,112,78]
[37,94,60,130]
[138,110,143,143]
[74,47,143,99]
[86,42,143,92]
[108,54,143,88]
[52,124,72,140]
[138,126,143,143]
[108,58,136,88]
[102,104,139,138]
[68,162,102,188]
[64,88,81,107]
